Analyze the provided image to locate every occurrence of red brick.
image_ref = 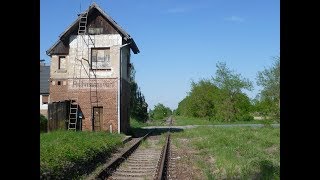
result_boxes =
[49,78,125,133]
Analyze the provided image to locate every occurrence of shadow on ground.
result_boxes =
[128,127,184,138]
[243,160,280,179]
[257,160,280,179]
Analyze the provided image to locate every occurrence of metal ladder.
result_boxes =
[90,76,99,131]
[67,11,89,131]
[68,98,79,130]
[78,11,88,35]
[78,10,99,127]
[90,77,98,105]
[69,9,99,131]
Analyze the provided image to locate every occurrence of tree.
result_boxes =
[187,79,219,118]
[129,64,148,122]
[256,56,280,121]
[150,103,172,120]
[212,62,253,95]
[212,62,253,122]
[176,61,254,122]
[252,96,275,119]
[175,95,192,117]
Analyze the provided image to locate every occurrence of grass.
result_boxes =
[173,115,277,126]
[157,132,167,146]
[140,132,167,149]
[40,130,124,179]
[140,139,151,149]
[172,126,280,179]
[130,118,166,128]
[130,118,148,128]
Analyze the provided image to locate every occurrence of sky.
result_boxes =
[40,0,279,110]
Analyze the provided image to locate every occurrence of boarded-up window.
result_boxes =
[58,56,66,69]
[42,95,49,104]
[91,48,110,69]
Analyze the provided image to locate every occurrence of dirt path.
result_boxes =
[168,137,204,180]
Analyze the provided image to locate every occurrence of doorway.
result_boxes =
[93,107,103,131]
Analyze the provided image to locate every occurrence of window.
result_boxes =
[57,81,61,85]
[42,95,49,104]
[88,27,103,35]
[91,48,110,70]
[58,56,66,70]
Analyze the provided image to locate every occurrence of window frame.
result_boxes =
[91,47,111,70]
[42,95,49,104]
[58,56,66,70]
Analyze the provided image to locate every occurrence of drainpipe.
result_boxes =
[118,42,131,133]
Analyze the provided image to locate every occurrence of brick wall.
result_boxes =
[49,78,119,132]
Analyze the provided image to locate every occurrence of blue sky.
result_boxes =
[41,0,279,110]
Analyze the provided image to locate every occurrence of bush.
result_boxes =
[40,114,47,133]
[150,103,172,120]
[236,114,254,121]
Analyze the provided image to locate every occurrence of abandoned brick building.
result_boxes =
[46,3,139,133]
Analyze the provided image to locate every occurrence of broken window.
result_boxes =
[58,56,66,70]
[91,48,110,69]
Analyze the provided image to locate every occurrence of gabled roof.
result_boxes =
[46,3,139,56]
[40,65,50,94]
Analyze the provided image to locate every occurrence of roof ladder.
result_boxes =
[78,10,95,49]
[78,12,88,35]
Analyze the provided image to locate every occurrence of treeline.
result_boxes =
[176,57,280,122]
[149,103,172,120]
[254,56,280,121]
[130,57,280,123]
[175,62,253,122]
[129,64,149,122]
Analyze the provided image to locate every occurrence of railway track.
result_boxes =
[90,116,173,180]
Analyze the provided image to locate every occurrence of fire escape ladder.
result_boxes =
[68,8,99,131]
[68,10,90,131]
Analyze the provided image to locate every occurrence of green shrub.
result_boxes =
[236,114,254,121]
[40,114,47,133]
[150,103,172,120]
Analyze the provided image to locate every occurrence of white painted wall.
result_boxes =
[40,95,48,110]
[50,34,123,80]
